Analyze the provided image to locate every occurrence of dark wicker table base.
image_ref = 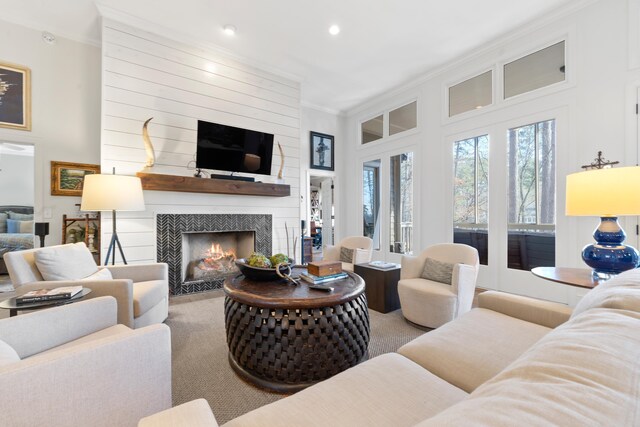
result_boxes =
[224,293,370,392]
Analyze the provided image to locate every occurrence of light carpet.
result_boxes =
[167,290,426,425]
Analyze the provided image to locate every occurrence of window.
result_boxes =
[389,102,417,136]
[507,119,556,270]
[449,71,492,117]
[389,152,414,254]
[362,115,383,144]
[504,41,565,99]
[453,136,489,264]
[363,159,381,250]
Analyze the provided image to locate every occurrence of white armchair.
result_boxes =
[323,236,373,272]
[398,243,479,329]
[4,243,169,328]
[0,296,172,427]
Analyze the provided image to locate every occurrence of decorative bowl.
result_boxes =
[235,258,294,281]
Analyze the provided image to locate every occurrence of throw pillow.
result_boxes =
[81,268,113,281]
[0,339,20,366]
[34,242,99,281]
[6,219,34,234]
[421,257,455,285]
[339,247,354,263]
[0,212,7,233]
[8,212,33,221]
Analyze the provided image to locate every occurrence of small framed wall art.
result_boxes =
[51,161,100,197]
[0,61,31,131]
[310,131,334,171]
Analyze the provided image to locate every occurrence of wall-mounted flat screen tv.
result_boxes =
[196,120,274,176]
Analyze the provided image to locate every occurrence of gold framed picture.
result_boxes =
[0,61,31,131]
[51,161,100,197]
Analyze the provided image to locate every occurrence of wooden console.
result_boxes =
[136,172,290,197]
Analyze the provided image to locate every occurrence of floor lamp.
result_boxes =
[80,172,145,265]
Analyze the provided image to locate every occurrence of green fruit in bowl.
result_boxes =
[247,252,272,268]
[270,253,289,266]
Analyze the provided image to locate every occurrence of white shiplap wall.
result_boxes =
[100,19,301,263]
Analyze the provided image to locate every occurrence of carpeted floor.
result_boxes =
[167,290,426,425]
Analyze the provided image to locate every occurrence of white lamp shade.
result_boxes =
[566,166,640,216]
[81,174,145,211]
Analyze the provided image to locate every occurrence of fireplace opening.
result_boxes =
[182,231,255,282]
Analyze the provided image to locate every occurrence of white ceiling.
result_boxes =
[0,0,582,113]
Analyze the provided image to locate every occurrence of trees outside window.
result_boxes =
[507,119,556,270]
[453,135,489,264]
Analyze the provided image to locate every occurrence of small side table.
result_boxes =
[354,263,401,313]
[0,288,92,317]
[531,267,603,289]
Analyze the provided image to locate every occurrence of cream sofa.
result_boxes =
[0,296,172,427]
[143,268,640,426]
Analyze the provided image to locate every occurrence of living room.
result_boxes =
[1,0,640,425]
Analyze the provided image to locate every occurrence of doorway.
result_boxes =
[308,176,334,262]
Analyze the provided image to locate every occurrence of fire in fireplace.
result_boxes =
[182,231,255,282]
[195,243,237,279]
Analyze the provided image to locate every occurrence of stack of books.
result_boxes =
[300,271,348,285]
[16,286,83,305]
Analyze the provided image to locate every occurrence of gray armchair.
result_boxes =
[0,296,171,427]
[3,242,168,328]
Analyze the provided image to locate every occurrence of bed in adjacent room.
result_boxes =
[0,206,34,275]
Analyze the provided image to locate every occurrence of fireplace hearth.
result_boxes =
[157,214,272,295]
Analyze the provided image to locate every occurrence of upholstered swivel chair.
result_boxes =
[323,236,374,272]
[398,243,479,329]
[0,297,171,426]
[4,242,169,329]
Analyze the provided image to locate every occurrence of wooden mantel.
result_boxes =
[136,172,290,197]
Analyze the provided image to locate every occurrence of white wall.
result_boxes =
[0,151,34,206]
[341,0,640,305]
[299,106,344,242]
[101,19,302,263]
[0,19,101,245]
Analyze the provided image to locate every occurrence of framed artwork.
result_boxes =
[51,161,100,196]
[0,61,31,131]
[310,131,334,171]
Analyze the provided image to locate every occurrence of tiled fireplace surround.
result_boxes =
[157,214,272,295]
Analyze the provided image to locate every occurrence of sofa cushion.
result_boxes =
[34,243,98,281]
[6,219,33,234]
[0,339,20,366]
[398,308,550,393]
[223,353,468,427]
[421,257,453,285]
[572,268,640,318]
[416,308,640,426]
[133,280,167,317]
[339,247,354,263]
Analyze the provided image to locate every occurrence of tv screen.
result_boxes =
[196,120,274,176]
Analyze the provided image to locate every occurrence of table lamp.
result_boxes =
[566,166,640,278]
[80,172,145,265]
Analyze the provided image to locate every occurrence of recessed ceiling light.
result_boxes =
[223,25,237,36]
[328,25,340,36]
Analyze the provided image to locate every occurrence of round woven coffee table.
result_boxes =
[224,267,370,392]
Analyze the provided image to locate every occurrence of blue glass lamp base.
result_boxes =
[582,217,639,278]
